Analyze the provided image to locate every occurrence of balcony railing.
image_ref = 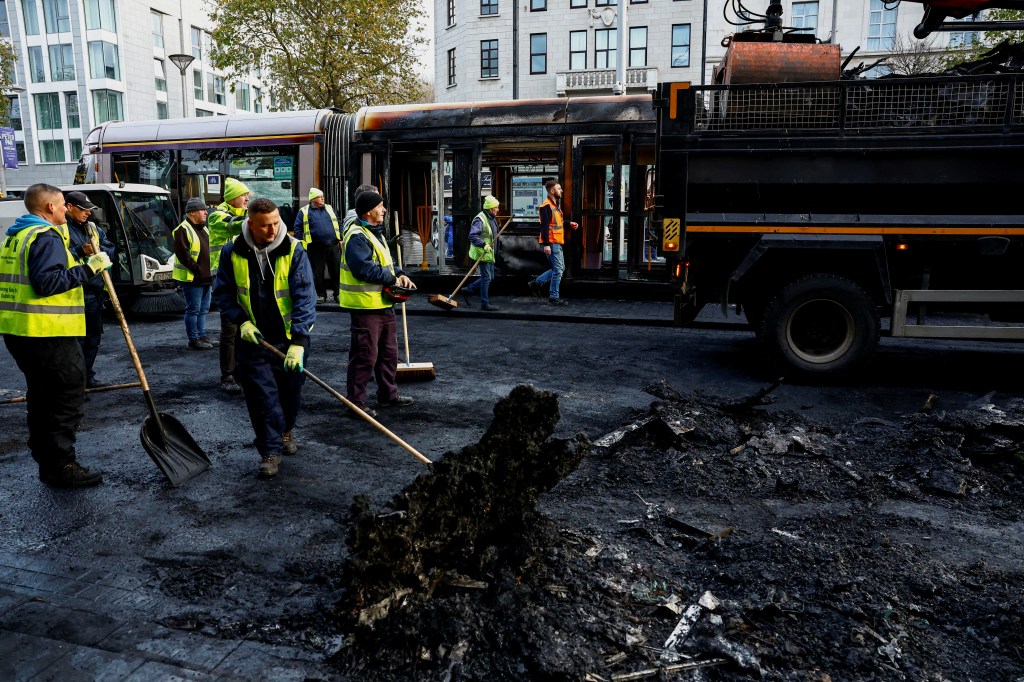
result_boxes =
[556,67,658,96]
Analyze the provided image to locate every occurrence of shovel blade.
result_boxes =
[140,412,211,487]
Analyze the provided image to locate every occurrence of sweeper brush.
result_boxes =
[428,217,512,311]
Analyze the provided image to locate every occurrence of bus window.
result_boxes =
[225,146,299,228]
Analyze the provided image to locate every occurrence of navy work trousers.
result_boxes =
[346,310,399,408]
[78,294,103,383]
[235,340,307,458]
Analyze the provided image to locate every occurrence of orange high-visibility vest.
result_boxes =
[538,197,565,245]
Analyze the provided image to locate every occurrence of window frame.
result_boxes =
[594,28,617,69]
[569,30,587,70]
[791,1,819,35]
[48,43,75,81]
[154,58,167,92]
[867,0,898,51]
[84,0,116,31]
[157,101,168,119]
[39,139,66,163]
[447,0,455,26]
[22,0,40,35]
[42,0,71,34]
[671,23,691,68]
[629,26,647,67]
[91,88,124,124]
[480,0,498,16]
[9,96,22,131]
[151,10,164,48]
[530,33,547,74]
[27,45,45,83]
[570,0,586,7]
[235,81,250,111]
[191,26,203,60]
[530,0,546,10]
[480,39,499,79]
[88,41,120,80]
[65,91,79,128]
[193,69,204,100]
[34,92,62,130]
[447,48,456,87]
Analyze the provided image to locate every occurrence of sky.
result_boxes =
[413,0,435,82]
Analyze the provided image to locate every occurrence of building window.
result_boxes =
[569,30,587,70]
[213,75,225,104]
[16,142,26,163]
[190,26,203,60]
[530,33,547,74]
[195,108,212,117]
[631,0,648,4]
[42,0,70,33]
[447,48,456,86]
[65,91,79,128]
[480,0,497,16]
[570,0,586,7]
[447,0,455,26]
[629,26,647,67]
[948,14,979,47]
[595,0,611,6]
[151,10,164,48]
[84,0,116,30]
[253,86,262,113]
[70,138,82,160]
[34,92,61,129]
[9,96,21,131]
[89,41,120,80]
[671,24,691,67]
[157,101,168,119]
[193,70,203,100]
[21,0,40,35]
[480,39,499,78]
[154,59,167,92]
[235,81,250,110]
[28,46,45,82]
[595,28,617,69]
[792,1,818,34]
[531,0,546,9]
[868,0,897,51]
[92,89,123,123]
[48,44,75,81]
[40,140,66,163]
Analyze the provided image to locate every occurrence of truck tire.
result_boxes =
[760,274,879,379]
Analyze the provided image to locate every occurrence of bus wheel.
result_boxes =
[761,275,879,379]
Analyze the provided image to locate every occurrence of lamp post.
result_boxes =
[168,54,195,118]
[0,85,26,198]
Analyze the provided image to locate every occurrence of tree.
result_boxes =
[941,10,1024,69]
[887,33,944,75]
[207,0,427,112]
[0,39,18,123]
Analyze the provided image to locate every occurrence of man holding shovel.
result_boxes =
[0,183,112,488]
[213,198,316,479]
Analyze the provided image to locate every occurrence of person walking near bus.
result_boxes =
[64,191,116,388]
[173,197,215,350]
[528,179,578,306]
[213,197,316,479]
[208,178,250,392]
[340,191,415,417]
[1,183,112,488]
[293,188,341,303]
[461,195,501,311]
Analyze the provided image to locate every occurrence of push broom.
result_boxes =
[393,213,436,382]
[427,217,512,311]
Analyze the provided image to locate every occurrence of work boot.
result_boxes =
[549,298,568,307]
[460,290,473,308]
[86,378,109,389]
[221,375,241,393]
[378,395,414,408]
[39,461,103,488]
[189,339,214,350]
[528,278,543,298]
[347,404,378,419]
[258,455,282,479]
[199,336,219,347]
[317,295,327,304]
[282,430,298,456]
[481,303,500,312]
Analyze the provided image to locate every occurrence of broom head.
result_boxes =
[428,294,458,311]
[396,362,437,382]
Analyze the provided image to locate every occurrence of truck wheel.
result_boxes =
[761,275,879,379]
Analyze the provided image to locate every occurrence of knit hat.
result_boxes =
[184,197,207,213]
[222,177,251,202]
[308,187,324,201]
[483,195,499,210]
[355,191,384,217]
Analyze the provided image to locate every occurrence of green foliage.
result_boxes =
[207,0,428,112]
[941,10,1024,69]
[0,39,18,123]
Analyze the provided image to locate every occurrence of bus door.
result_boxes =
[572,137,623,279]
[627,138,662,278]
[439,142,481,270]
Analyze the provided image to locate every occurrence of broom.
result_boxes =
[428,216,512,311]
[393,213,436,381]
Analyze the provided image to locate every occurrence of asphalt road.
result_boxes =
[0,309,1022,679]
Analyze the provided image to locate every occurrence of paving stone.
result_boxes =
[212,641,324,680]
[0,630,70,682]
[122,660,220,681]
[0,600,123,646]
[0,586,29,613]
[29,643,146,681]
[98,622,241,672]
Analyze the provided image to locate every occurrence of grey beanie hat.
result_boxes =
[185,197,207,213]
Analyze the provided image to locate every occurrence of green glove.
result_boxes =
[86,252,111,274]
[284,344,304,372]
[240,321,263,345]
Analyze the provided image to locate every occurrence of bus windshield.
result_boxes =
[115,192,176,264]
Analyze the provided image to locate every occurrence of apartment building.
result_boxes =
[434,0,980,102]
[1,0,267,191]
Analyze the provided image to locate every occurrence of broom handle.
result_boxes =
[1,381,141,406]
[394,216,412,366]
[259,340,431,466]
[446,216,513,298]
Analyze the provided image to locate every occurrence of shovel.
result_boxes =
[89,246,210,486]
[427,216,512,310]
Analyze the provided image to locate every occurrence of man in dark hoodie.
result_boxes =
[0,183,112,488]
[212,197,316,479]
[64,191,116,388]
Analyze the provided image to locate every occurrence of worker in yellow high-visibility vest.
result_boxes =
[292,188,341,303]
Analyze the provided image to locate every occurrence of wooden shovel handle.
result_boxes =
[446,216,513,298]
[258,339,431,466]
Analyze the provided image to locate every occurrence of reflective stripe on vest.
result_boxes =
[172,219,207,283]
[468,211,496,263]
[0,224,86,337]
[338,223,394,310]
[299,204,340,245]
[539,197,565,245]
[231,236,298,340]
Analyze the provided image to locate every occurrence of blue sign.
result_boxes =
[0,127,18,170]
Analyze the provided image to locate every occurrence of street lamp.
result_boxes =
[168,54,195,118]
[0,85,26,198]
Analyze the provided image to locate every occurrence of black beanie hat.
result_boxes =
[355,191,384,217]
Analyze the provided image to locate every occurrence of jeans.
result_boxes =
[535,244,564,300]
[346,310,399,407]
[181,283,212,341]
[463,261,494,305]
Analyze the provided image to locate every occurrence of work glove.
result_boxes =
[85,252,112,274]
[484,244,493,254]
[240,321,263,345]
[284,344,305,373]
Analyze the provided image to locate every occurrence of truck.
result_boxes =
[0,183,181,315]
[652,1,1024,379]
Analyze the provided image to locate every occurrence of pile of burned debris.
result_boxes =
[331,382,1023,681]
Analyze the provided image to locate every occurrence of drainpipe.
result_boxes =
[829,0,838,43]
[513,0,519,99]
[612,0,627,95]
